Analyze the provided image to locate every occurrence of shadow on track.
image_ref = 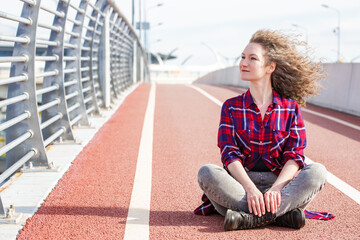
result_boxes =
[24,205,301,233]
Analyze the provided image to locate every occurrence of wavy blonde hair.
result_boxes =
[250,29,324,107]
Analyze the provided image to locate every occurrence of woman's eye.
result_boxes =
[241,56,245,59]
[251,57,257,60]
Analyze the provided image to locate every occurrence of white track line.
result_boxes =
[124,83,155,240]
[189,84,360,205]
[302,108,360,131]
[305,157,360,205]
[187,85,223,106]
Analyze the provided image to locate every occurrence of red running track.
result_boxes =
[17,83,360,239]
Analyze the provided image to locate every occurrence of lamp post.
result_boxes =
[151,39,162,44]
[351,56,360,62]
[132,0,135,27]
[137,0,142,42]
[201,42,226,68]
[181,55,193,65]
[291,24,308,43]
[164,48,178,62]
[321,4,341,62]
[153,22,163,28]
[148,3,164,10]
[144,2,164,64]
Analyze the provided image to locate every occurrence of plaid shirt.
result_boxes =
[218,89,306,175]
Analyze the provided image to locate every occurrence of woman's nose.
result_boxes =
[240,59,247,68]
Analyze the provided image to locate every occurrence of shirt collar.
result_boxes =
[243,89,283,108]
[272,89,283,107]
[243,89,254,109]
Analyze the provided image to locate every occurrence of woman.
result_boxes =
[196,29,328,231]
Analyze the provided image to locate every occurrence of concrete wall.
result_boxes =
[195,66,246,87]
[310,63,360,116]
[194,63,360,117]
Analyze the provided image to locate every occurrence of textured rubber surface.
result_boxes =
[17,83,360,239]
[17,83,151,239]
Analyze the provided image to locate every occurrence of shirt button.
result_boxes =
[261,125,263,129]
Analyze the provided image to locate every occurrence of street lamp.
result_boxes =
[351,56,360,62]
[144,2,164,64]
[321,4,341,62]
[151,39,162,44]
[291,24,308,43]
[181,55,193,65]
[148,3,163,10]
[164,48,178,62]
[201,42,226,68]
[153,22,163,28]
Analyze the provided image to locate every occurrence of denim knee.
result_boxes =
[197,164,221,189]
[303,162,327,190]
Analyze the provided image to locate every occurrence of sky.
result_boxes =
[0,0,359,66]
[115,0,360,66]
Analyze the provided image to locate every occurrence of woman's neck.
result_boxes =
[249,79,273,108]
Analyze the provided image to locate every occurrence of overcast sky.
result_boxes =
[115,0,360,66]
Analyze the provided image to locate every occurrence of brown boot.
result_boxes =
[224,209,275,231]
[275,208,305,229]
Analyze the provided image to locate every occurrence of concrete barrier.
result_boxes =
[194,63,360,117]
[311,63,360,116]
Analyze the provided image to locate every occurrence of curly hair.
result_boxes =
[249,29,324,107]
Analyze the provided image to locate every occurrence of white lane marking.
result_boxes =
[124,83,155,240]
[302,108,360,131]
[188,85,223,106]
[189,84,360,205]
[305,157,360,205]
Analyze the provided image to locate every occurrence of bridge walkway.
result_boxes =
[12,83,360,239]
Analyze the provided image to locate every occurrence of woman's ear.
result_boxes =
[267,62,276,74]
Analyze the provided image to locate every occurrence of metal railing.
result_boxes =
[0,0,149,220]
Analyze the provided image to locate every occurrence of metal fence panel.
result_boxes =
[0,0,149,222]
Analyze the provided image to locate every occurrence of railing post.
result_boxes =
[111,17,124,95]
[41,0,75,143]
[99,6,111,108]
[78,0,107,116]
[132,40,137,84]
[140,54,144,82]
[6,0,49,168]
[87,0,108,112]
[64,0,90,126]
[0,196,5,217]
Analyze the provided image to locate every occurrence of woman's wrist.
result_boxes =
[244,183,258,193]
[269,184,284,192]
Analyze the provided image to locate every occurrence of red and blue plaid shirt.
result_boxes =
[218,89,306,175]
[194,89,334,220]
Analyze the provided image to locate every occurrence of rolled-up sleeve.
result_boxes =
[217,101,245,169]
[282,104,306,169]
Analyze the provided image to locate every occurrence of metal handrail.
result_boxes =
[0,0,149,220]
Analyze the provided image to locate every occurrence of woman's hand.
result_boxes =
[247,187,266,217]
[264,188,281,213]
[263,160,300,214]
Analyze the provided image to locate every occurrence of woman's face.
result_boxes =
[239,42,273,82]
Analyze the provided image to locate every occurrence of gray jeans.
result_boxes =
[198,163,327,217]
